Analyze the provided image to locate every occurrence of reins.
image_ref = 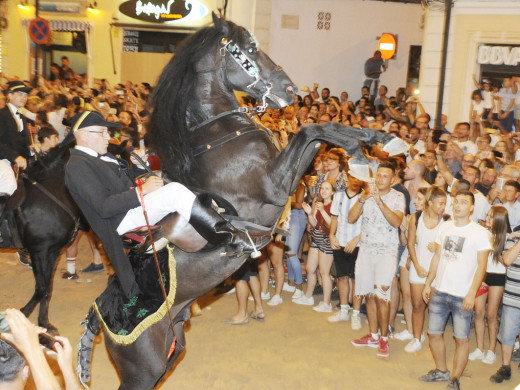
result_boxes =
[21,172,80,230]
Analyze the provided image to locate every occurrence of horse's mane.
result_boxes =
[147,18,246,184]
[26,141,72,182]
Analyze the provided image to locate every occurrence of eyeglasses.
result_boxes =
[82,129,109,136]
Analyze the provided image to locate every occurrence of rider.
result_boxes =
[65,111,263,298]
[0,81,33,218]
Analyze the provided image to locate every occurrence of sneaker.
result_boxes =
[261,291,271,301]
[351,314,362,330]
[419,369,450,382]
[266,294,283,306]
[313,301,332,313]
[17,250,32,269]
[468,348,485,361]
[328,310,349,323]
[352,334,379,348]
[282,282,296,293]
[291,289,304,300]
[377,338,389,358]
[62,271,79,280]
[490,365,512,383]
[293,295,314,306]
[489,366,511,383]
[447,378,460,390]
[394,329,413,341]
[80,263,104,273]
[513,347,520,362]
[482,350,496,365]
[404,338,422,354]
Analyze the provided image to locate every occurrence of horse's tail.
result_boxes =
[77,307,101,389]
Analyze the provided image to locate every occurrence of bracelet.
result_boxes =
[358,199,365,205]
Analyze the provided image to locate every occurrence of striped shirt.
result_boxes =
[330,190,362,247]
[503,233,520,309]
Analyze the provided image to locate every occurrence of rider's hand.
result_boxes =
[140,176,164,195]
[14,156,27,170]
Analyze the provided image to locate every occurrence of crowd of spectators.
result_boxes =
[2,65,520,390]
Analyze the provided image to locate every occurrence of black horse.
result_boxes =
[79,13,408,390]
[0,144,79,331]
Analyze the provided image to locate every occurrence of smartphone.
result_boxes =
[493,150,503,158]
[439,142,447,151]
[116,90,124,95]
[368,177,376,193]
[109,108,117,115]
[496,177,505,190]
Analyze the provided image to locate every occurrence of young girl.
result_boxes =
[405,186,448,353]
[469,205,510,364]
[294,180,335,312]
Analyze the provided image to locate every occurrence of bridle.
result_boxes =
[189,34,290,133]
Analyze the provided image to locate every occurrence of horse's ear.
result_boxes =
[212,12,229,35]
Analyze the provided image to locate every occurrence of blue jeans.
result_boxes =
[363,78,380,99]
[286,209,306,285]
[428,290,473,339]
[498,304,520,346]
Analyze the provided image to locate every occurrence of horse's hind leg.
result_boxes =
[20,250,46,318]
[21,249,60,332]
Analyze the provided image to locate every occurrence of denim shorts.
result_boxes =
[498,305,520,346]
[427,290,473,339]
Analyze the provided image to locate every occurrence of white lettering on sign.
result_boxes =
[379,43,394,51]
[478,45,520,66]
[136,0,175,20]
[124,30,139,37]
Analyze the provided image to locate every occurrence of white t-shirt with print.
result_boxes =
[434,220,492,297]
[359,188,405,256]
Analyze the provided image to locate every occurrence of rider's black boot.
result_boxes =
[188,194,269,255]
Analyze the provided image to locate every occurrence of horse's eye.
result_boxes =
[248,47,257,54]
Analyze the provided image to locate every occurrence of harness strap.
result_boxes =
[189,107,249,132]
[21,173,79,229]
[192,126,260,156]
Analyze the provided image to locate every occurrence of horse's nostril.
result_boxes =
[286,85,298,94]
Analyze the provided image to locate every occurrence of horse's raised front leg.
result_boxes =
[263,124,370,203]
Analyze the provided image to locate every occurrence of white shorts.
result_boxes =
[0,159,17,195]
[117,182,196,235]
[354,246,397,300]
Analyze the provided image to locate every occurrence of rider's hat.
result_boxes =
[70,110,122,133]
[4,81,32,94]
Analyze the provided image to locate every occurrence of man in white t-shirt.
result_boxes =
[420,191,491,389]
[349,163,405,358]
[453,122,477,155]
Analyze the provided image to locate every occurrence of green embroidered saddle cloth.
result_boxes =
[93,245,177,345]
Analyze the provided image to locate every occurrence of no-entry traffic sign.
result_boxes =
[29,18,51,45]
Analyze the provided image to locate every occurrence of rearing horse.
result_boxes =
[80,13,407,389]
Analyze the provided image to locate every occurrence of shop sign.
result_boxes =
[119,0,208,24]
[478,45,520,66]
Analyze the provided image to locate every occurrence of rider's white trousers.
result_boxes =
[0,159,17,195]
[116,182,196,234]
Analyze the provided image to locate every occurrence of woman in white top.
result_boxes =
[405,186,448,353]
[469,205,510,364]
[393,188,428,342]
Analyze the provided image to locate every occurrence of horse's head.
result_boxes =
[212,13,297,109]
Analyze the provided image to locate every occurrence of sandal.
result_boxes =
[248,312,265,322]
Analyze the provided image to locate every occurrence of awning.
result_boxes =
[23,19,90,32]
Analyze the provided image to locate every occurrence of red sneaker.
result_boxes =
[377,338,389,358]
[352,334,379,348]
